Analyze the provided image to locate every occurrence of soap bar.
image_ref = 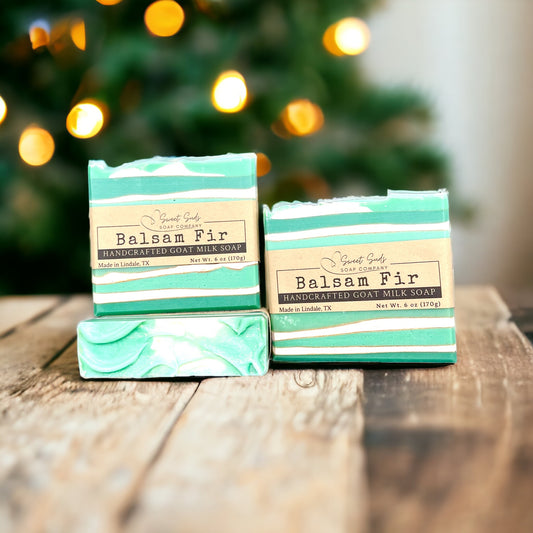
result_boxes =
[263,190,456,364]
[89,153,260,316]
[77,310,270,378]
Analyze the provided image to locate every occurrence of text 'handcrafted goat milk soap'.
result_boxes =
[77,310,270,378]
[89,153,260,316]
[263,190,456,364]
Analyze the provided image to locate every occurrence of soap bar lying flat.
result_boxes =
[77,310,270,378]
[89,153,260,316]
[263,190,456,364]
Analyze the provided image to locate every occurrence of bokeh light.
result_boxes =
[66,101,105,139]
[145,1,185,37]
[70,19,86,50]
[0,96,7,125]
[281,99,324,137]
[211,71,248,113]
[96,0,123,5]
[19,126,55,166]
[323,17,370,56]
[256,153,272,177]
[29,20,50,50]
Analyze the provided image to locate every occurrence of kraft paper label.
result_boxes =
[265,238,454,313]
[90,200,259,269]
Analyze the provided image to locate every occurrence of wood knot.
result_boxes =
[294,370,316,388]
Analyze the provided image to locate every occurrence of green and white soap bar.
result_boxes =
[89,153,260,316]
[263,190,456,364]
[77,310,270,378]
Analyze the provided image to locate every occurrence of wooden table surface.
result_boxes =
[1,286,532,533]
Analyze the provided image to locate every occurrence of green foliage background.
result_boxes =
[0,0,451,294]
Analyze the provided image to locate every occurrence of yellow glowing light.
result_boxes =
[70,19,86,50]
[323,17,370,56]
[29,21,50,50]
[19,126,55,166]
[211,71,248,113]
[335,18,370,55]
[145,1,185,37]
[281,99,324,137]
[66,101,105,139]
[256,153,271,177]
[0,96,7,125]
[96,0,123,5]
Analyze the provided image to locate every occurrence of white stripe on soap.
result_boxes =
[92,262,257,285]
[270,202,372,219]
[93,285,260,304]
[90,187,257,205]
[109,161,224,178]
[272,317,456,341]
[272,344,457,356]
[265,222,451,242]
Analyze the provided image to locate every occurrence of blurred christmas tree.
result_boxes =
[0,0,451,295]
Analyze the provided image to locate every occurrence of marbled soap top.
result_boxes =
[89,153,258,205]
[263,190,450,246]
[89,153,257,179]
[265,190,449,220]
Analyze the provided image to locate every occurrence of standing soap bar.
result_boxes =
[263,190,456,364]
[77,310,270,378]
[89,153,260,316]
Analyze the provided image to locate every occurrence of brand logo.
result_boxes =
[140,208,201,232]
[320,249,387,274]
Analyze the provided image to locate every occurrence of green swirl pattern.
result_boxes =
[77,310,269,378]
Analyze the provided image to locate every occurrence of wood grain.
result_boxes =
[0,338,198,533]
[123,370,366,533]
[364,286,533,533]
[1,287,532,533]
[0,295,63,338]
[0,295,92,396]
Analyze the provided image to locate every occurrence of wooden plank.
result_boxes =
[363,285,533,533]
[123,369,367,533]
[499,286,533,340]
[0,341,199,533]
[0,295,92,396]
[1,286,531,532]
[0,295,62,338]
